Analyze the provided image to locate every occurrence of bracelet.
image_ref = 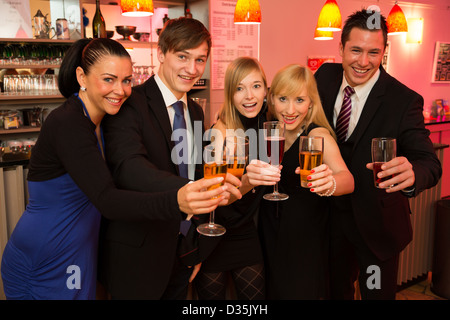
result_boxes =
[318,176,336,197]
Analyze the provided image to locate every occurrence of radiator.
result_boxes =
[397,145,445,285]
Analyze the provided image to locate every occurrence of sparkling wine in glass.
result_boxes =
[225,136,249,181]
[197,141,227,236]
[263,121,289,201]
[299,136,324,188]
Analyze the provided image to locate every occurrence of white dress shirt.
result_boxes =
[333,69,380,140]
[154,74,196,180]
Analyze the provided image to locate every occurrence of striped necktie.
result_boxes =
[172,101,189,179]
[335,86,355,143]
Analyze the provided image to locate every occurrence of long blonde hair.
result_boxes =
[267,64,336,140]
[218,57,268,130]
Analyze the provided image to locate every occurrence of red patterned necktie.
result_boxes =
[335,86,355,143]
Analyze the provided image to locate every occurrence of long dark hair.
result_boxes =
[58,38,131,98]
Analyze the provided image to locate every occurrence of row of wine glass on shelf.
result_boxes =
[0,43,71,66]
[2,74,58,95]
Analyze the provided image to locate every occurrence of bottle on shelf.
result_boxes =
[92,0,106,38]
[184,2,192,19]
[162,14,170,26]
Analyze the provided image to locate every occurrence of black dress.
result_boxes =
[258,123,330,299]
[200,112,266,273]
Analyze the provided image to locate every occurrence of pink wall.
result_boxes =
[259,0,450,109]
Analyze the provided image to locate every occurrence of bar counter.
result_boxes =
[424,116,450,126]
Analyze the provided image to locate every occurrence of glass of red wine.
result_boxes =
[263,121,289,201]
[371,137,396,188]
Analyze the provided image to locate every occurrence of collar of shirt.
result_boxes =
[154,73,188,110]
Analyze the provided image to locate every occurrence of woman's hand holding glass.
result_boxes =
[244,159,281,189]
[295,163,334,195]
[217,173,242,205]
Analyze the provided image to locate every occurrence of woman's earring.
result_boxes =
[80,86,86,92]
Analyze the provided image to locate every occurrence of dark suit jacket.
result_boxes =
[98,76,205,299]
[315,63,442,261]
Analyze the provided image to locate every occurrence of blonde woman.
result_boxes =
[195,57,278,300]
[248,64,354,299]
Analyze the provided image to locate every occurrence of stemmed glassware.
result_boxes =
[299,136,324,188]
[225,135,249,181]
[263,121,289,201]
[197,140,228,236]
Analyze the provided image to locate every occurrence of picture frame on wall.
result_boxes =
[431,41,450,83]
[307,56,335,73]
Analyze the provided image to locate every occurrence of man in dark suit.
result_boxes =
[315,9,441,299]
[98,18,241,300]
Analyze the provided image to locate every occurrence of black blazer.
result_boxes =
[315,63,442,261]
[98,76,205,299]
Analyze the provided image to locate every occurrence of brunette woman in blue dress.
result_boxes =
[1,38,227,300]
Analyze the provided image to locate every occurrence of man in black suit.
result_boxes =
[315,9,441,299]
[98,18,241,299]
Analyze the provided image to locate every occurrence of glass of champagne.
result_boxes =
[197,140,228,236]
[263,121,289,201]
[299,136,324,188]
[225,136,249,181]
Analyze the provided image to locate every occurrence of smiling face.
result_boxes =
[157,41,209,99]
[233,70,266,119]
[77,55,133,123]
[339,27,385,88]
[272,86,311,133]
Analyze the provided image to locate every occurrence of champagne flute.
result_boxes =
[225,136,249,181]
[299,136,324,188]
[263,121,289,201]
[197,140,228,236]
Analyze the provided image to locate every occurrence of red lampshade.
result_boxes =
[120,0,153,17]
[387,4,408,35]
[316,0,342,32]
[234,0,261,24]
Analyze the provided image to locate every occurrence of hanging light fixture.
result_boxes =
[234,0,261,24]
[120,0,154,17]
[316,0,341,31]
[314,27,333,40]
[387,2,408,35]
[406,18,423,44]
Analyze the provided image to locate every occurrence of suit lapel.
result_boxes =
[187,99,206,180]
[144,77,175,151]
[327,76,343,128]
[349,67,387,150]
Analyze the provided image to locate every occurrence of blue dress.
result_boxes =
[1,174,101,299]
[1,95,182,299]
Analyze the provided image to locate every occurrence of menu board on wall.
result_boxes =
[210,0,260,90]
